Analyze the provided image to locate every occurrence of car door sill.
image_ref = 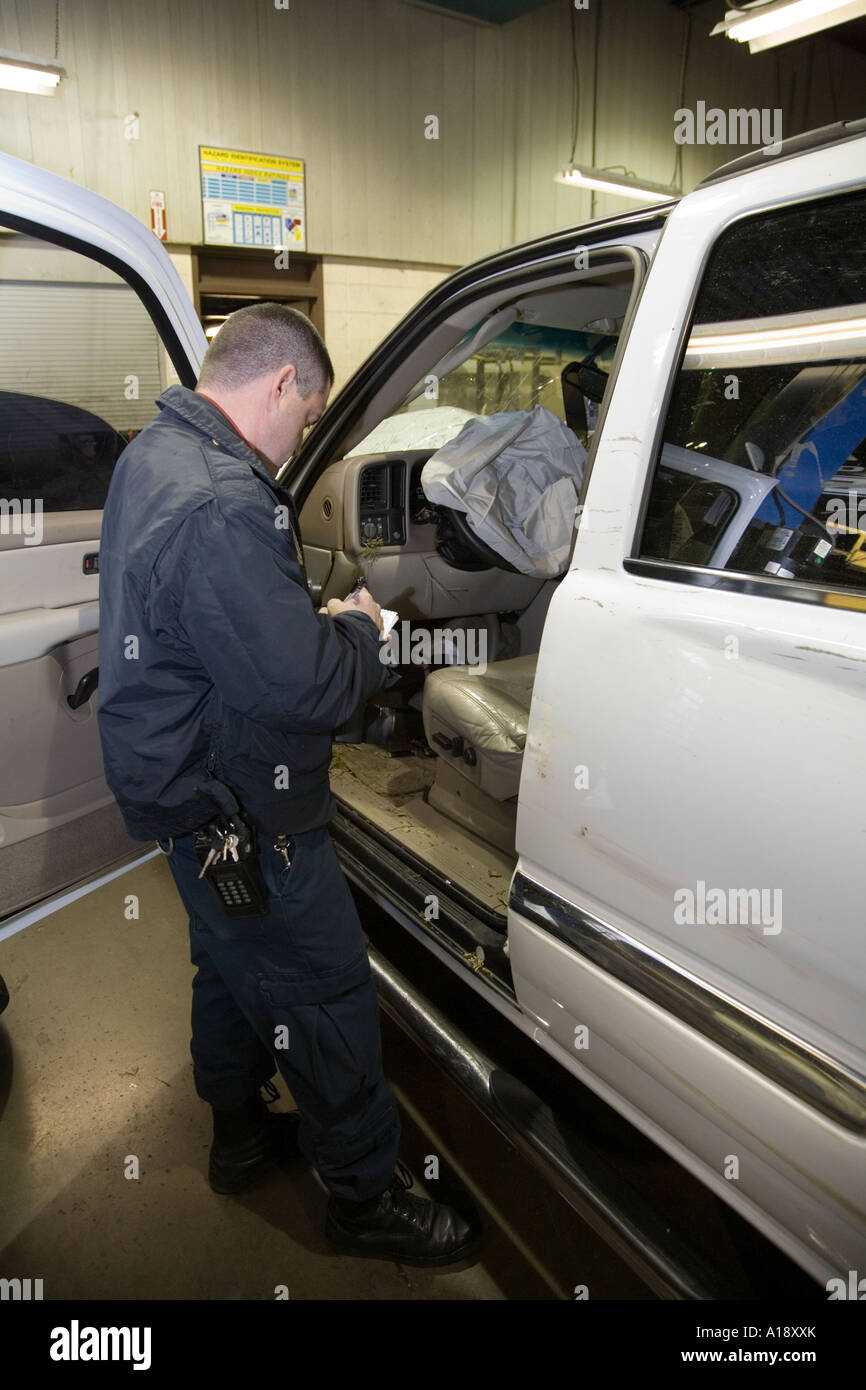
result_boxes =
[330,800,514,1002]
[366,936,786,1300]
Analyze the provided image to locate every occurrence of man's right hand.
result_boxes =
[326,588,383,632]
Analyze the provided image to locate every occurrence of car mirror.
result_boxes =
[577,364,608,404]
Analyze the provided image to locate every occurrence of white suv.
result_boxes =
[1,118,865,1294]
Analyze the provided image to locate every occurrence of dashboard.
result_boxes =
[298,449,545,619]
[358,459,406,547]
[358,457,439,546]
[302,450,437,557]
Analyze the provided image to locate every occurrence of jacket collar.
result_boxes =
[156,385,281,495]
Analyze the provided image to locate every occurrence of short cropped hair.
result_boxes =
[197,302,333,398]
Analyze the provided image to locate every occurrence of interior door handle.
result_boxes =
[68,665,99,710]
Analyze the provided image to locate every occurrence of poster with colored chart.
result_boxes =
[199,146,305,251]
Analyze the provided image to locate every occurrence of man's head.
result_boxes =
[196,302,333,476]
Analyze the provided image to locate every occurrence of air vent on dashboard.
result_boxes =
[360,466,388,510]
[358,460,406,547]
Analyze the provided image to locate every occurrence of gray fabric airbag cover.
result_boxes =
[421,405,586,577]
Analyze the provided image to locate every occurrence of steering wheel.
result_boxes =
[435,504,524,574]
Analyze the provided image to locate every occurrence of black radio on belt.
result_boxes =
[193,814,269,918]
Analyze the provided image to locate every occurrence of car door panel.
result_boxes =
[510,908,864,1277]
[0,153,206,919]
[512,137,866,1281]
[1,629,105,829]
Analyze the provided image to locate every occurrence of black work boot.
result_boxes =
[209,1088,302,1194]
[324,1161,481,1267]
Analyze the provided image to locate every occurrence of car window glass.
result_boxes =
[348,300,623,458]
[0,227,163,511]
[412,319,616,430]
[638,189,866,592]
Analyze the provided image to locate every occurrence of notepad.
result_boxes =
[379,608,399,641]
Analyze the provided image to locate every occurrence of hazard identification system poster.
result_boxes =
[199,146,306,251]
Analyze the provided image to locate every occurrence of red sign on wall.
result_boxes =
[149,189,167,241]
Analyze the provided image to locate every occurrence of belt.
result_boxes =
[157,830,205,852]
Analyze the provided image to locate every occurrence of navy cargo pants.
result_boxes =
[158,823,401,1203]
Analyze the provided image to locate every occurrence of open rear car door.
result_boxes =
[0,152,206,920]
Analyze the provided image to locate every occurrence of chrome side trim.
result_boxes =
[367,941,724,1298]
[510,872,866,1136]
[623,555,866,614]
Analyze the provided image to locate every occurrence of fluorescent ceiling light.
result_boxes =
[685,304,866,367]
[0,50,66,95]
[555,165,677,204]
[712,1,866,54]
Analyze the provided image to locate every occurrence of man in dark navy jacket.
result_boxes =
[97,303,478,1267]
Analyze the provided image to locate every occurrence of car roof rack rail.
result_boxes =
[696,117,866,189]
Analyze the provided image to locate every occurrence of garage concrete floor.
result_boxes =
[0,851,652,1301]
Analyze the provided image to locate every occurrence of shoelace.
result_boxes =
[387,1161,424,1226]
[390,1160,414,1194]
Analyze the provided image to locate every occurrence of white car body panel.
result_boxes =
[3,137,865,1286]
[514,135,866,1283]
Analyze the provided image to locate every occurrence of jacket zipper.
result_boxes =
[207,692,223,774]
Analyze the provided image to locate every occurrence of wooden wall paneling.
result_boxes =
[321,0,354,258]
[526,0,569,246]
[549,0,593,235]
[26,0,85,186]
[405,4,446,266]
[84,0,133,214]
[151,0,193,235]
[437,16,475,267]
[371,0,412,265]
[178,0,225,243]
[0,0,34,165]
[467,26,502,261]
[331,0,379,258]
[258,0,331,256]
[1,0,865,264]
[195,248,325,337]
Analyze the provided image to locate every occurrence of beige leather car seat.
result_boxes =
[421,655,537,853]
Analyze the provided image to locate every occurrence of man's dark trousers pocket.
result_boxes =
[162,824,401,1203]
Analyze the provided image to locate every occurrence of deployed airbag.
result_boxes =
[420,405,587,577]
